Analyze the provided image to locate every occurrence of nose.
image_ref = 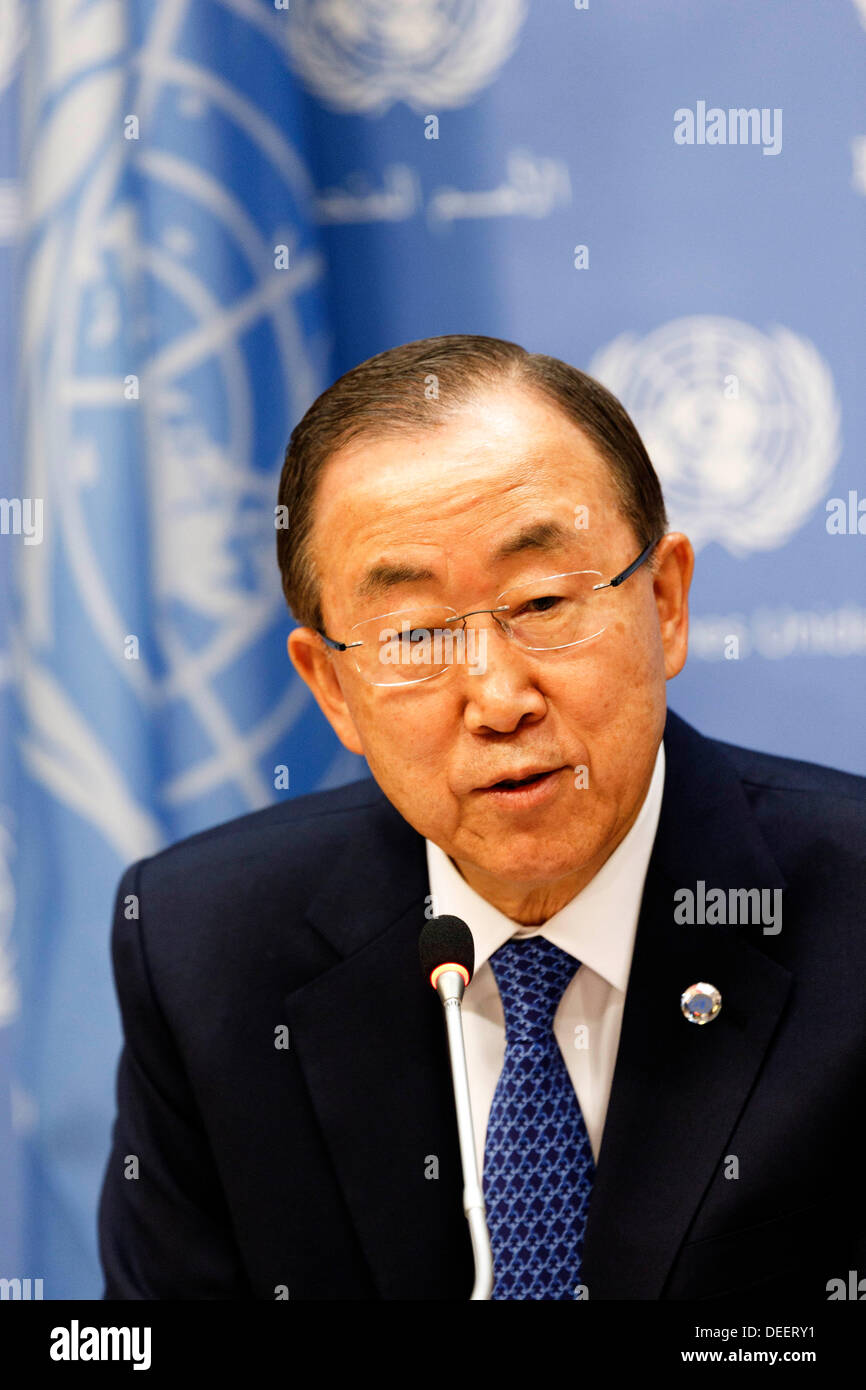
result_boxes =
[453,612,547,735]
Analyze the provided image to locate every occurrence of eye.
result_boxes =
[517,594,563,616]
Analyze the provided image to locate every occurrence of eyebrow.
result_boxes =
[355,561,437,603]
[492,519,576,561]
[353,520,580,604]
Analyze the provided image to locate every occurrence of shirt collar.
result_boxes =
[425,739,665,992]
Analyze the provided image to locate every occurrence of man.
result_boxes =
[99,334,866,1300]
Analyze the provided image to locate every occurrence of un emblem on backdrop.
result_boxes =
[590,316,841,555]
[283,0,528,113]
[18,4,327,854]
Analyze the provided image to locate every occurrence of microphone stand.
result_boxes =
[435,968,494,1300]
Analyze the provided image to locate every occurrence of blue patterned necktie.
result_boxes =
[482,935,596,1300]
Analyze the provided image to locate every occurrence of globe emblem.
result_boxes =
[18,11,328,854]
[284,0,529,112]
[590,316,841,555]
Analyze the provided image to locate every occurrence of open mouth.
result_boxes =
[477,766,564,808]
[493,770,552,790]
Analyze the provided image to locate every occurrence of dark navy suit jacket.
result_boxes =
[98,709,866,1300]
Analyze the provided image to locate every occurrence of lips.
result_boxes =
[478,766,563,791]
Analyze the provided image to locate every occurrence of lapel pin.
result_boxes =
[681,982,722,1025]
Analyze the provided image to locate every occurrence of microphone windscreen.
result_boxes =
[419,915,475,985]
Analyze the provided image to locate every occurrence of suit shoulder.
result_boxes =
[142,775,385,872]
[116,776,396,992]
[710,734,866,807]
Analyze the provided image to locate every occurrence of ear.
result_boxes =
[287,628,366,756]
[650,532,694,679]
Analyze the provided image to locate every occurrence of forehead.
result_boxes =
[309,388,629,607]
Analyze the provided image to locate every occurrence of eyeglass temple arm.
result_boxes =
[595,537,659,590]
[316,629,362,651]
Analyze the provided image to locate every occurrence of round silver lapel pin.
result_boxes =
[681,982,722,1024]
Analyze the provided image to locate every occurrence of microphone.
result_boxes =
[419,915,494,1301]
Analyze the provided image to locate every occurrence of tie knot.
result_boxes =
[488,935,581,1044]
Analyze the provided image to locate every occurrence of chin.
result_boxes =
[469,842,599,889]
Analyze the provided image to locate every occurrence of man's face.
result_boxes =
[289,387,692,921]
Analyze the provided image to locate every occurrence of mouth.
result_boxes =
[490,771,553,790]
[479,765,562,791]
[475,766,566,807]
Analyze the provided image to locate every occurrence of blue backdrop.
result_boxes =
[0,0,863,1298]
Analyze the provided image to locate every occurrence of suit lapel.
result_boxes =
[284,795,474,1299]
[581,711,791,1298]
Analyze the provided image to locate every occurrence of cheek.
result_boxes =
[593,641,665,766]
[607,607,664,688]
[552,632,662,764]
[350,684,458,781]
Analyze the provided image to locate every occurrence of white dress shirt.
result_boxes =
[424,740,665,1176]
